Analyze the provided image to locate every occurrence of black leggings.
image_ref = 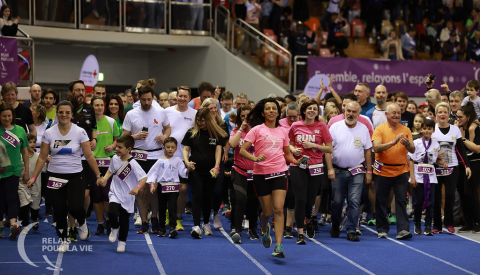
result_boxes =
[285,175,295,210]
[46,172,86,240]
[19,206,40,227]
[320,172,332,215]
[458,162,480,226]
[158,190,178,229]
[189,170,216,226]
[108,202,131,242]
[212,162,225,213]
[290,166,321,229]
[232,169,259,232]
[0,176,19,222]
[434,166,459,229]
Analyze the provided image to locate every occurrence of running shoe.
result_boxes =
[414,222,422,235]
[202,223,213,235]
[339,214,348,231]
[58,241,69,253]
[424,225,433,236]
[326,216,332,224]
[117,241,126,252]
[191,226,202,239]
[230,227,235,235]
[312,219,319,231]
[224,210,231,219]
[284,226,293,239]
[20,226,29,235]
[137,221,149,234]
[169,228,178,239]
[0,226,4,237]
[150,217,159,234]
[165,211,169,226]
[368,218,376,226]
[388,213,397,224]
[356,223,362,235]
[212,214,222,229]
[378,232,387,238]
[176,220,184,231]
[473,225,480,234]
[109,228,119,242]
[243,219,250,229]
[396,230,412,240]
[360,212,368,225]
[248,229,259,240]
[330,223,340,238]
[262,224,272,248]
[408,212,414,220]
[306,222,315,238]
[32,222,39,231]
[296,234,306,245]
[94,223,105,235]
[78,222,91,240]
[446,226,455,234]
[271,243,285,258]
[157,227,166,237]
[432,228,443,234]
[105,219,111,235]
[347,232,359,242]
[318,215,326,226]
[134,216,142,227]
[231,231,242,244]
[458,225,473,233]
[133,211,137,221]
[69,227,78,242]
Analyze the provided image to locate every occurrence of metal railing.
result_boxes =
[124,0,167,34]
[16,28,35,87]
[169,1,212,36]
[214,5,230,48]
[79,0,122,31]
[293,55,309,95]
[33,0,77,28]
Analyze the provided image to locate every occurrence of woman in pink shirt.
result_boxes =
[240,98,299,258]
[288,100,333,244]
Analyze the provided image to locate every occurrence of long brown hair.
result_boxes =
[106,95,125,123]
[234,105,252,127]
[191,107,227,140]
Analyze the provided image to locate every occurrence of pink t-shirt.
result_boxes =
[288,120,333,165]
[279,118,292,131]
[244,124,289,175]
[230,127,254,176]
[327,114,374,138]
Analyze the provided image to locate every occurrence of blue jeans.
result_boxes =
[331,169,364,234]
[147,2,165,29]
[190,5,204,31]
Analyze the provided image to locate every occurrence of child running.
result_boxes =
[99,135,147,252]
[147,137,191,239]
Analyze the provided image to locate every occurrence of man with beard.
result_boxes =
[0,82,37,137]
[327,92,374,137]
[372,103,414,240]
[327,101,372,241]
[42,89,57,122]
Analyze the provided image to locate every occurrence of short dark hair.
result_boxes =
[56,100,74,113]
[164,137,178,146]
[300,99,320,121]
[138,85,155,97]
[0,102,16,125]
[68,80,85,92]
[423,119,435,129]
[93,84,106,92]
[117,135,134,149]
[342,92,357,102]
[91,96,104,105]
[467,79,480,91]
[221,91,234,101]
[395,91,409,101]
[275,97,286,103]
[42,89,57,100]
[1,82,18,96]
[198,82,214,95]
[284,94,296,102]
[27,133,37,142]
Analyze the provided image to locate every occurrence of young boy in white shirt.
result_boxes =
[147,137,191,238]
[100,135,147,252]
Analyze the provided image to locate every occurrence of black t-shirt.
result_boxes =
[400,110,415,131]
[15,103,34,133]
[182,128,224,175]
[412,132,423,140]
[72,103,97,140]
[466,125,480,162]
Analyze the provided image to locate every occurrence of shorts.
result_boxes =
[252,172,288,197]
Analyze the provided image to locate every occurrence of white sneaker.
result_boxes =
[20,227,29,235]
[202,223,213,235]
[109,228,119,243]
[78,222,90,240]
[58,241,69,253]
[147,211,152,221]
[133,210,137,221]
[191,226,202,239]
[117,241,126,252]
[244,219,249,229]
[212,214,222,229]
[134,216,142,226]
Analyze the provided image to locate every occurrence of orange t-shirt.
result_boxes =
[372,122,412,177]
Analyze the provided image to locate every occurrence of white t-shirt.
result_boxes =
[220,109,233,120]
[42,124,89,173]
[372,109,387,130]
[408,138,440,184]
[461,96,480,118]
[34,122,48,148]
[132,100,161,109]
[327,0,340,13]
[108,155,147,213]
[123,105,169,160]
[146,157,188,184]
[431,124,462,167]
[329,121,372,168]
[164,106,197,158]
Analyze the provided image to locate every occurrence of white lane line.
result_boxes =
[362,225,477,275]
[308,237,375,275]
[144,234,167,275]
[0,262,47,264]
[420,219,480,245]
[219,228,272,275]
[52,253,63,275]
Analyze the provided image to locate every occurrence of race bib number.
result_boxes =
[265,171,286,180]
[417,164,435,174]
[373,160,383,172]
[117,163,133,181]
[131,150,148,161]
[1,130,19,148]
[95,158,111,167]
[349,164,366,175]
[161,182,180,193]
[47,177,68,189]
[436,167,453,176]
[309,164,324,176]
[247,170,253,181]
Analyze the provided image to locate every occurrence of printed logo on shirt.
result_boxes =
[400,120,408,127]
[315,130,320,134]
[354,137,362,147]
[263,134,282,152]
[184,117,193,121]
[296,134,315,143]
[85,119,91,125]
[452,137,456,140]
[154,119,159,124]
[209,138,217,145]
[53,140,71,148]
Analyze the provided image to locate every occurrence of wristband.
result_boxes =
[214,166,220,170]
[30,177,37,181]
[316,144,319,150]
[96,173,102,178]
[137,184,142,190]
[390,140,394,146]
[366,171,372,174]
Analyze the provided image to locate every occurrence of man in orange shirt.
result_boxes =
[372,103,415,240]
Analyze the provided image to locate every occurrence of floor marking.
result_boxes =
[362,225,477,275]
[52,253,63,275]
[144,233,167,275]
[308,237,375,275]
[420,219,480,245]
[219,228,272,275]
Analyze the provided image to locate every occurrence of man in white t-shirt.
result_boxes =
[164,86,197,231]
[326,101,372,242]
[122,84,171,235]
[366,85,389,130]
[220,91,234,118]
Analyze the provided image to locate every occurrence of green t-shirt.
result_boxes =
[124,103,133,113]
[94,116,120,158]
[466,19,478,39]
[0,125,28,178]
[115,118,123,136]
[46,108,56,122]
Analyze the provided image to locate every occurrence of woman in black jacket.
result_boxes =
[0,5,19,37]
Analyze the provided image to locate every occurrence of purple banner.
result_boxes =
[307,57,477,97]
[0,37,18,85]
